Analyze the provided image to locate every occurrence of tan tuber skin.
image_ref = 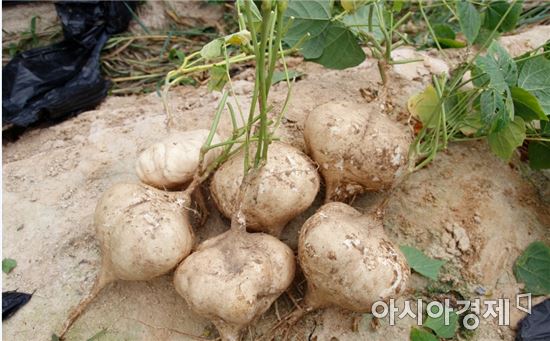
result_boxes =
[173,227,295,341]
[269,202,410,336]
[304,102,411,202]
[299,202,409,312]
[58,183,195,339]
[136,129,221,189]
[210,142,320,237]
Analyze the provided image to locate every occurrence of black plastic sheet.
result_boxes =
[516,299,550,341]
[2,1,137,127]
[2,291,33,320]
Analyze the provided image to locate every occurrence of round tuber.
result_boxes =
[173,227,295,341]
[304,102,410,202]
[136,129,221,189]
[58,182,195,338]
[210,141,320,236]
[298,202,409,312]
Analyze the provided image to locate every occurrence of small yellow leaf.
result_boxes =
[341,0,368,12]
[407,85,439,128]
[224,30,251,46]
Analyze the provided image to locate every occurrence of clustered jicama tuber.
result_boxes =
[174,227,295,341]
[136,129,221,189]
[58,0,417,334]
[59,183,195,338]
[304,102,411,202]
[298,202,410,312]
[210,142,320,236]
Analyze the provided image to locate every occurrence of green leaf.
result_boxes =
[284,0,332,59]
[271,70,303,85]
[460,112,484,136]
[433,24,466,48]
[437,38,467,49]
[475,41,517,132]
[392,0,404,13]
[168,49,185,65]
[474,27,499,46]
[51,334,61,341]
[518,55,550,114]
[407,85,439,128]
[399,246,445,280]
[299,34,326,59]
[200,38,224,60]
[424,308,459,339]
[487,116,526,160]
[434,23,455,40]
[480,89,513,132]
[511,87,548,121]
[483,0,523,33]
[410,328,438,341]
[207,66,228,92]
[310,24,366,69]
[457,1,481,44]
[514,241,550,295]
[491,41,518,87]
[341,0,368,12]
[528,141,550,169]
[2,258,17,274]
[341,5,383,41]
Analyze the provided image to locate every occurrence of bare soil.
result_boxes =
[2,8,549,340]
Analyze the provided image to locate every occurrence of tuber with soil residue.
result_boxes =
[210,141,320,237]
[58,183,195,338]
[298,202,410,312]
[304,101,410,202]
[173,220,295,341]
[136,129,221,189]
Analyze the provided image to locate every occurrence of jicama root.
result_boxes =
[304,102,410,202]
[298,202,409,312]
[210,141,320,236]
[173,225,295,341]
[58,183,194,338]
[136,129,221,189]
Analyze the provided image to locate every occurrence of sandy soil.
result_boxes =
[3,15,550,341]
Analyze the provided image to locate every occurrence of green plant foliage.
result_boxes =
[270,70,303,85]
[483,0,523,33]
[208,66,229,92]
[399,246,445,280]
[309,24,366,69]
[284,0,365,69]
[487,116,526,160]
[475,42,518,132]
[457,1,481,44]
[341,5,383,40]
[410,327,439,341]
[518,55,550,114]
[237,0,262,30]
[529,141,550,169]
[200,38,224,59]
[479,88,513,132]
[284,0,332,59]
[514,241,550,295]
[511,87,547,121]
[433,23,466,48]
[2,258,17,274]
[424,307,459,339]
[407,85,439,128]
